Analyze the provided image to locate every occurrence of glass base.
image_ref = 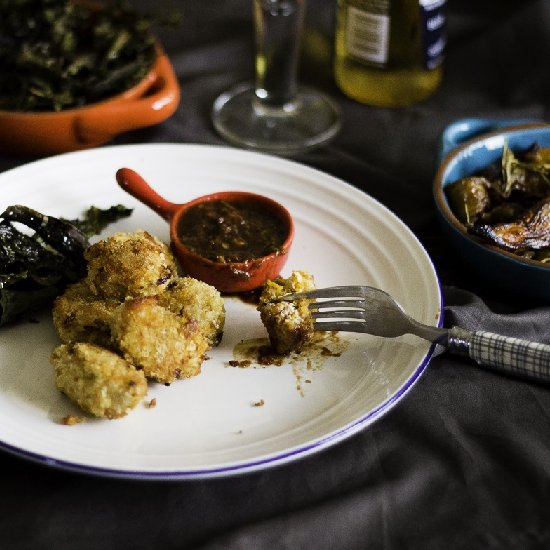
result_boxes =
[212,83,340,155]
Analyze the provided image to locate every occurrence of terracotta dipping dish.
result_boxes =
[0,46,180,156]
[116,167,295,293]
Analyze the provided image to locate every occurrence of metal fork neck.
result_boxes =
[446,326,473,356]
[407,317,449,345]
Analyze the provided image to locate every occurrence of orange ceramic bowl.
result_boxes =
[116,167,295,294]
[0,46,180,156]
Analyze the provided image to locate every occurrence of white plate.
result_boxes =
[0,144,442,479]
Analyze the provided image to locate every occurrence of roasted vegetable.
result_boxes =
[0,204,132,325]
[498,143,550,199]
[0,0,156,112]
[472,197,550,252]
[477,202,525,225]
[446,177,490,225]
[446,143,550,262]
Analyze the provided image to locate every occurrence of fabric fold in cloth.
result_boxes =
[444,286,550,344]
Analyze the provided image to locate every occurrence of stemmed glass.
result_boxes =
[212,0,340,155]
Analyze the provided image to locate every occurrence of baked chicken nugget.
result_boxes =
[158,277,225,347]
[258,270,316,354]
[51,342,147,419]
[111,296,208,384]
[84,230,177,300]
[52,280,120,347]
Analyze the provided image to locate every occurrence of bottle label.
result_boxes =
[345,1,390,66]
[420,0,446,69]
[344,0,445,70]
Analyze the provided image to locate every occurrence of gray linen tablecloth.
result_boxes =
[1,1,549,548]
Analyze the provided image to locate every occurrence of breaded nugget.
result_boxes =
[158,277,225,347]
[51,342,147,419]
[111,296,208,384]
[258,270,316,354]
[84,230,177,300]
[52,280,120,347]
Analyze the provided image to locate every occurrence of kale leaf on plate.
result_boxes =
[0,204,132,325]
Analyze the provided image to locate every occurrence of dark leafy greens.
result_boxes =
[65,204,135,237]
[0,0,156,112]
[0,204,132,325]
[500,143,550,198]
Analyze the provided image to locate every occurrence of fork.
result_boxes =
[278,285,550,383]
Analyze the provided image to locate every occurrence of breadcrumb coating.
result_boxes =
[84,230,177,300]
[52,280,120,347]
[51,230,226,418]
[258,270,316,354]
[158,276,225,347]
[51,342,147,419]
[111,296,209,384]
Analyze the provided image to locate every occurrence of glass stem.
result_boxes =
[254,0,304,109]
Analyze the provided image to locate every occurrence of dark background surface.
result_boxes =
[1,1,549,548]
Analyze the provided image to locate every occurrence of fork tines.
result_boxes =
[277,286,369,333]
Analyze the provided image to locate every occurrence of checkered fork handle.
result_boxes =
[448,327,550,382]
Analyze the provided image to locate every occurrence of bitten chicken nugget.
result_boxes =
[51,342,147,419]
[258,270,316,354]
[111,296,208,384]
[52,280,120,347]
[84,230,177,300]
[158,277,225,347]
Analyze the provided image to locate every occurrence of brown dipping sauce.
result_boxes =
[177,198,289,264]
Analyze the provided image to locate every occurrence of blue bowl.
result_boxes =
[433,119,550,302]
